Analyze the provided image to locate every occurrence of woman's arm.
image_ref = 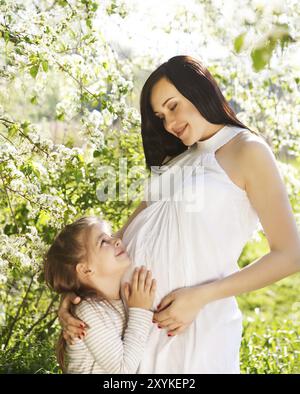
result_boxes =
[114,200,147,239]
[154,137,300,335]
[196,137,300,301]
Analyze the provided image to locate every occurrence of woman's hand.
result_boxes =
[153,285,211,336]
[58,293,87,344]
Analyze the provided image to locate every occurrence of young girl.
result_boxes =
[44,216,156,373]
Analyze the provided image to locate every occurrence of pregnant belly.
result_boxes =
[121,202,222,311]
[122,202,187,308]
[122,202,242,344]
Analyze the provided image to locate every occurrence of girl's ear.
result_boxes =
[76,263,92,277]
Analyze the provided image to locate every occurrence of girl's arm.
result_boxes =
[114,200,147,239]
[75,300,153,374]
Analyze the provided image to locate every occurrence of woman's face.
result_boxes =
[80,221,131,280]
[150,77,223,145]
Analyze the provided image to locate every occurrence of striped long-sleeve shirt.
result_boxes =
[66,298,153,374]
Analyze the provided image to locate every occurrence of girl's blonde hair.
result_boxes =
[44,216,128,372]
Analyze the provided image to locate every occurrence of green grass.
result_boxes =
[238,235,300,374]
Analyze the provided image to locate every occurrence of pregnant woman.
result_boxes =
[59,55,300,373]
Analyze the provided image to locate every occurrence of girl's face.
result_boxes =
[150,77,223,145]
[78,221,131,282]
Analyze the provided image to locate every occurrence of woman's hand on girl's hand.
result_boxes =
[58,293,87,344]
[153,286,209,336]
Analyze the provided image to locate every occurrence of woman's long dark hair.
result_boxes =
[140,55,257,169]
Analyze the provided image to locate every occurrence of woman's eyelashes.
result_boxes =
[157,103,177,120]
[169,104,177,112]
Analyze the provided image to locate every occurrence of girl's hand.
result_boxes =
[123,266,157,310]
[153,286,210,336]
[58,293,87,344]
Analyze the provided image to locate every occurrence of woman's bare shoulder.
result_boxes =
[235,130,273,157]
[233,129,268,147]
[233,130,278,184]
[221,129,275,189]
[218,129,268,157]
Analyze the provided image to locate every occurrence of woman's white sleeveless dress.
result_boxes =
[122,125,260,374]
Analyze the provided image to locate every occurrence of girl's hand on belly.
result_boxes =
[153,286,209,336]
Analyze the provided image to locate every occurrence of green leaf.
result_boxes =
[251,38,276,72]
[56,112,65,121]
[91,3,98,12]
[38,210,51,226]
[21,161,33,176]
[86,18,92,29]
[42,60,48,72]
[29,54,38,63]
[234,32,246,53]
[21,121,30,135]
[4,31,10,43]
[57,0,68,6]
[91,99,99,108]
[29,65,39,78]
[15,47,24,55]
[251,47,268,71]
[76,154,84,163]
[8,124,18,138]
[30,96,38,104]
[93,150,101,158]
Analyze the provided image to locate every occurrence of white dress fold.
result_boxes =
[122,125,260,374]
